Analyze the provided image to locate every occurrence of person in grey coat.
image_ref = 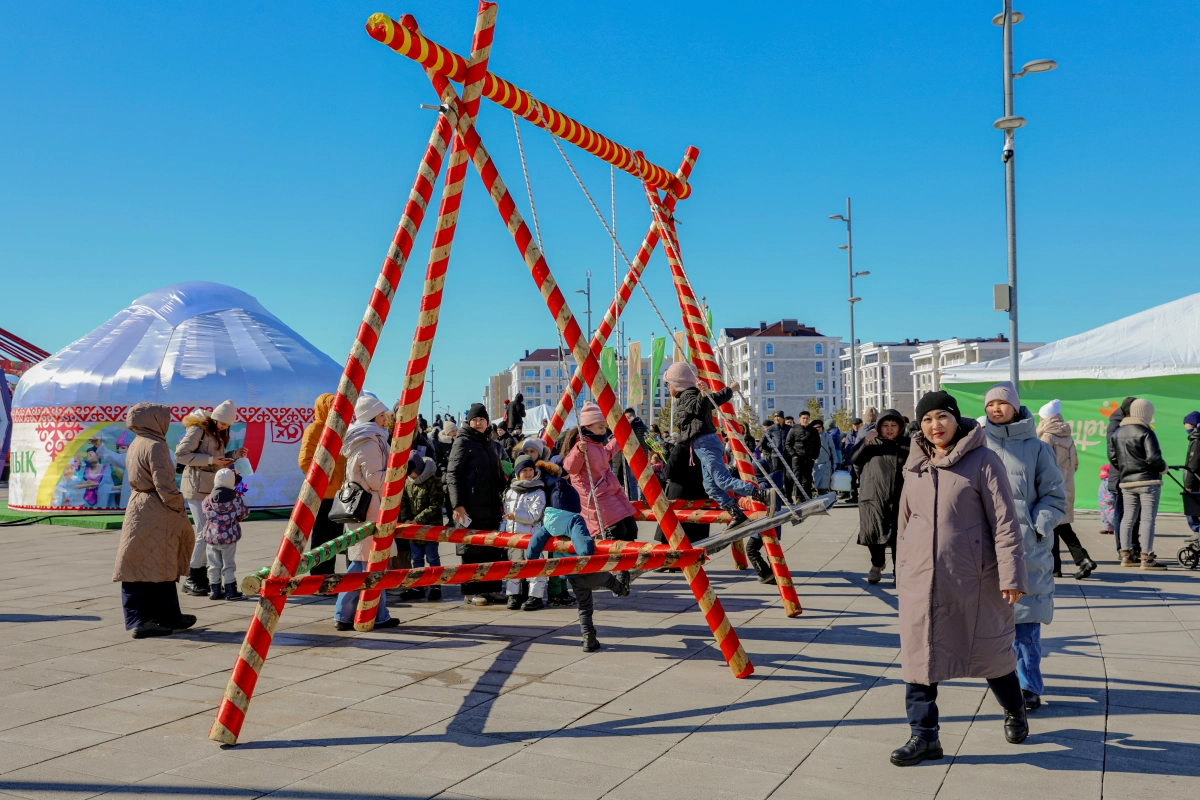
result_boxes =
[982,382,1067,713]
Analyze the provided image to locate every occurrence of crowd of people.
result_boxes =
[107,381,1198,767]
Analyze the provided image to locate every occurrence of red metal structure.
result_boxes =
[209,2,805,745]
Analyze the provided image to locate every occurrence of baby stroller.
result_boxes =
[1166,466,1200,569]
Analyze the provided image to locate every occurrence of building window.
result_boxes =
[818,397,825,408]
[765,361,774,373]
[816,380,824,391]
[766,380,775,392]
[524,384,537,394]
[523,368,536,377]
[545,384,552,394]
[556,368,563,377]
[544,399,551,407]
[815,361,823,373]
[815,343,823,355]
[864,354,878,364]
[764,343,774,355]
[832,379,836,390]
[766,398,775,410]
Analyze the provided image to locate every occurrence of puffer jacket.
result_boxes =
[1185,426,1200,493]
[1037,413,1078,524]
[445,425,505,528]
[503,478,547,534]
[761,423,789,467]
[175,412,235,500]
[341,420,396,561]
[201,487,249,545]
[852,431,909,547]
[1109,418,1167,487]
[400,457,444,526]
[674,386,732,444]
[785,423,821,466]
[562,432,637,537]
[298,393,346,500]
[984,408,1067,625]
[539,457,580,513]
[813,430,837,490]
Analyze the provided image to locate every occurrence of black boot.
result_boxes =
[582,634,601,652]
[1004,705,1029,744]
[1022,689,1041,712]
[724,508,750,531]
[182,567,209,597]
[745,549,775,584]
[427,586,442,602]
[1074,558,1097,580]
[224,582,244,601]
[399,587,425,601]
[890,735,943,767]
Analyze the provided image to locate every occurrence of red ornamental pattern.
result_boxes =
[12,405,314,446]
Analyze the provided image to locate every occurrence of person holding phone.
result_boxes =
[175,401,247,596]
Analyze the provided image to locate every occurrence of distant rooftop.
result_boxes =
[519,348,570,362]
[722,319,826,339]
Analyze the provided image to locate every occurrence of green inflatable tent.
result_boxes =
[941,294,1200,514]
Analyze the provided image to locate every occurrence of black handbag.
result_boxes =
[329,480,372,525]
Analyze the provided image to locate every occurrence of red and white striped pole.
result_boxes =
[644,186,803,617]
[352,9,495,630]
[208,115,454,745]
[389,6,752,678]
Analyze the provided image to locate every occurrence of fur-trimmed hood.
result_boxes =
[536,459,562,478]
[410,456,437,485]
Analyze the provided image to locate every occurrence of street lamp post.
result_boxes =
[993,2,1057,387]
[575,271,592,400]
[830,198,870,421]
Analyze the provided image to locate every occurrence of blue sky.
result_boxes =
[3,1,1197,416]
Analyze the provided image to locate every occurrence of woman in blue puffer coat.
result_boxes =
[982,382,1067,714]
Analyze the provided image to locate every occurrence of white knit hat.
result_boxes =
[214,468,237,489]
[1038,399,1062,418]
[354,394,388,423]
[210,400,237,425]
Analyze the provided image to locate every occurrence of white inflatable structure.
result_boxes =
[9,282,342,510]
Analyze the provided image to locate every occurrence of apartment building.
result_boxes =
[716,320,843,420]
[840,340,925,419]
[503,348,657,422]
[911,336,1042,407]
[483,370,511,421]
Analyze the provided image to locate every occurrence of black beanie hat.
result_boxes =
[467,403,489,423]
[915,390,961,423]
[512,454,537,477]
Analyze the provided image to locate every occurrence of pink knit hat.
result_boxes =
[663,361,698,389]
[579,401,605,427]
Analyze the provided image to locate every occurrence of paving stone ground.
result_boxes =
[0,490,1197,799]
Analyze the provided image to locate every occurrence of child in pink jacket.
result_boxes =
[562,402,639,541]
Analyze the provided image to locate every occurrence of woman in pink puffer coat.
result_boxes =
[562,402,638,541]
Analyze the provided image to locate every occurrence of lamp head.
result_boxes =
[1015,58,1057,78]
[839,245,849,250]
[829,214,846,221]
[991,10,1024,25]
[994,115,1027,130]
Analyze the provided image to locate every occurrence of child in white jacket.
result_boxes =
[504,455,547,611]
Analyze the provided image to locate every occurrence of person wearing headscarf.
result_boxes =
[852,408,909,585]
[1035,399,1097,579]
[983,382,1067,713]
[892,390,1029,766]
[113,403,197,639]
[1109,397,1169,570]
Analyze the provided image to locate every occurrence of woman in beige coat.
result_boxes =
[333,395,399,631]
[113,403,197,639]
[1036,399,1097,579]
[175,400,246,596]
[891,391,1030,767]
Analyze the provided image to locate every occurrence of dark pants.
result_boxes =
[120,581,183,631]
[459,512,504,597]
[745,535,773,579]
[791,459,814,500]
[604,516,638,542]
[1052,523,1091,574]
[867,542,896,569]
[309,498,342,576]
[569,572,621,638]
[906,670,1023,741]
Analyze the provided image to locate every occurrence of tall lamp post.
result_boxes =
[993,2,1056,387]
[830,198,870,420]
[575,271,592,400]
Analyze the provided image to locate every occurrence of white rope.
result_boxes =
[511,110,608,531]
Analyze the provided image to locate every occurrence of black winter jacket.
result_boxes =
[851,436,909,546]
[761,423,790,466]
[785,424,820,465]
[445,426,505,526]
[504,395,526,433]
[673,386,732,444]
[1108,420,1167,486]
[1185,427,1200,493]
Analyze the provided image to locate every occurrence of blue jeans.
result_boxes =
[1014,622,1043,695]
[526,516,595,560]
[410,541,441,569]
[690,433,757,513]
[1120,485,1160,553]
[335,561,391,625]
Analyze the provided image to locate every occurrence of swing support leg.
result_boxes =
[645,186,803,618]
[353,10,494,631]
[208,114,454,744]
[403,1,752,678]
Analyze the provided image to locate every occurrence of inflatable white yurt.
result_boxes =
[9,282,342,511]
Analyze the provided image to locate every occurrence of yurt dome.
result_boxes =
[9,281,342,511]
